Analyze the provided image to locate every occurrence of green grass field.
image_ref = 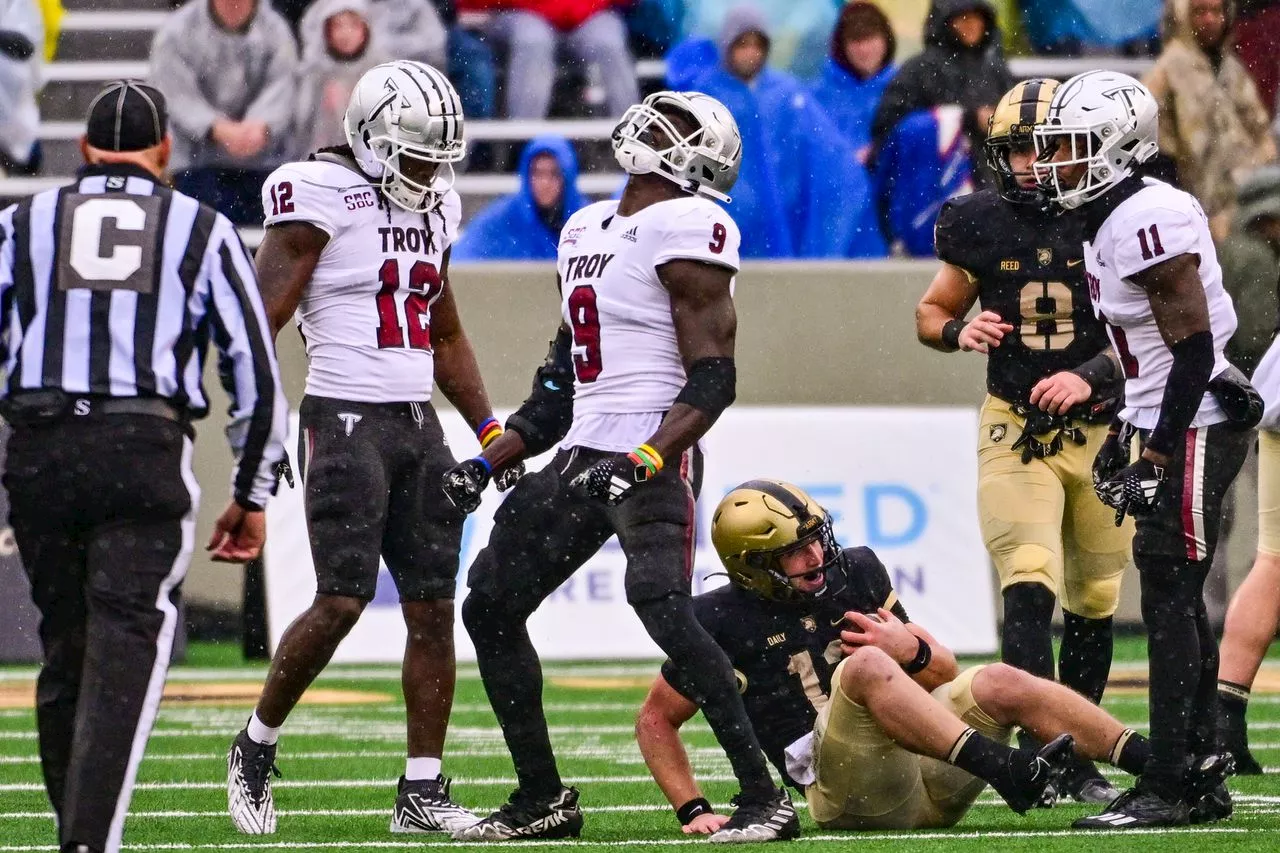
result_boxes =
[3,638,1280,851]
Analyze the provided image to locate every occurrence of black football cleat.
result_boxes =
[991,733,1075,815]
[452,786,583,841]
[1218,726,1264,775]
[226,729,281,834]
[709,787,800,843]
[1060,756,1123,805]
[390,774,480,833]
[1187,753,1235,824]
[1073,782,1190,829]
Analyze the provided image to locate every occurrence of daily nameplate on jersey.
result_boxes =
[1083,179,1235,427]
[261,158,462,404]
[556,197,741,452]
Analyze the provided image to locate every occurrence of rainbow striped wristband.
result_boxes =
[476,417,503,449]
[629,444,664,477]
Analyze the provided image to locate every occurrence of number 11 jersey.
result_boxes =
[1083,177,1236,429]
[557,196,741,453]
[262,156,461,403]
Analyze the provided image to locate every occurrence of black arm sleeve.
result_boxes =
[1145,330,1215,457]
[0,31,34,61]
[1070,349,1124,402]
[505,328,575,457]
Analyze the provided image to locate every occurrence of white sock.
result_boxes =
[405,756,442,781]
[246,712,281,746]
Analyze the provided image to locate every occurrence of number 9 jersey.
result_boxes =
[556,196,741,453]
[934,189,1111,411]
[261,156,462,403]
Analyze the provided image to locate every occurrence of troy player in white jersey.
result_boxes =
[440,91,797,843]
[1035,70,1256,830]
[226,62,513,837]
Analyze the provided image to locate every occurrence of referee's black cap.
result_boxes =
[85,80,168,152]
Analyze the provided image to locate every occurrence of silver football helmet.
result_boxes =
[612,91,742,202]
[343,60,466,213]
[1032,70,1159,210]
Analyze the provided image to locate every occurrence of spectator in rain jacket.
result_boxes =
[666,6,886,258]
[870,0,1012,173]
[293,0,389,157]
[810,1,897,162]
[452,136,588,261]
[1144,0,1277,240]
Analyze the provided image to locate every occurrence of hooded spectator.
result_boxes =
[151,0,297,223]
[368,0,447,69]
[1144,0,1277,240]
[680,0,840,79]
[810,1,896,160]
[293,0,389,157]
[667,6,886,258]
[0,0,42,175]
[1221,165,1280,374]
[452,136,587,261]
[870,0,1012,163]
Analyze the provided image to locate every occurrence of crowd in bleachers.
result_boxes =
[1,0,1279,259]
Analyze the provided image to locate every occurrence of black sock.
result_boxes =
[1002,583,1056,679]
[1060,612,1114,705]
[948,727,1016,784]
[634,594,775,799]
[1137,555,1212,799]
[1109,728,1152,777]
[461,591,562,798]
[1218,680,1250,732]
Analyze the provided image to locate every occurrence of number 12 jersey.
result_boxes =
[556,196,741,453]
[262,156,462,403]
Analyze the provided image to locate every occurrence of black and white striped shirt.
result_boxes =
[0,163,288,508]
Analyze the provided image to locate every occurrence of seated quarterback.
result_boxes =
[636,480,1230,832]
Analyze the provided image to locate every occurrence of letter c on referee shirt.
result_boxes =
[69,198,146,281]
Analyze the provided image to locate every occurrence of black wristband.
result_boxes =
[941,319,966,351]
[676,797,713,825]
[234,495,264,512]
[903,636,932,675]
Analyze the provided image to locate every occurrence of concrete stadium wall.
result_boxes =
[185,261,1259,625]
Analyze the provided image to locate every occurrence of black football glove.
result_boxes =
[494,460,525,492]
[1010,410,1087,464]
[1097,457,1166,526]
[568,452,656,507]
[1092,426,1132,490]
[442,458,491,514]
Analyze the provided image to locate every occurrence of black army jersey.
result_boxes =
[663,547,906,787]
[935,189,1111,413]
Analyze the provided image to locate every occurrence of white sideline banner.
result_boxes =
[264,406,997,662]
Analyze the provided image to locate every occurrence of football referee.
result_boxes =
[0,81,288,853]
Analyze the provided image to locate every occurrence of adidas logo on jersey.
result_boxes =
[621,226,639,243]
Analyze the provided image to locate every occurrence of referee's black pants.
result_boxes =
[4,415,197,853]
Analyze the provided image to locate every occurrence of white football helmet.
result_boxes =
[1032,70,1159,210]
[612,91,742,202]
[343,60,466,213]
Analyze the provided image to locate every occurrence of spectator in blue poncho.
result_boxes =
[810,1,897,162]
[666,6,886,258]
[452,135,587,261]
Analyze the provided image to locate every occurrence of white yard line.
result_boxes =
[0,825,1255,851]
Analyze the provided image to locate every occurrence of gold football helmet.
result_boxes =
[986,78,1059,205]
[711,480,843,600]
